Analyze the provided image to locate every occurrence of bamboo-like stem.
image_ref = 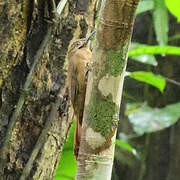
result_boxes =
[76,0,139,179]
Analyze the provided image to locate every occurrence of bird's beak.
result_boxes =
[85,30,96,44]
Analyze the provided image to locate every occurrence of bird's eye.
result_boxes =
[76,42,80,46]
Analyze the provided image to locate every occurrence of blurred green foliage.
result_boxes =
[136,0,154,15]
[153,0,168,46]
[126,71,166,92]
[115,139,137,156]
[126,102,180,135]
[166,0,180,22]
[129,45,180,57]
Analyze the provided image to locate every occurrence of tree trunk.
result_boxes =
[76,0,139,179]
[0,0,96,179]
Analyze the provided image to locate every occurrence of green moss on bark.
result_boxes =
[0,2,27,89]
[105,49,126,77]
[106,50,125,76]
[86,87,119,137]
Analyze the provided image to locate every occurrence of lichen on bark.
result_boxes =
[0,1,27,89]
[86,87,119,138]
[105,43,129,76]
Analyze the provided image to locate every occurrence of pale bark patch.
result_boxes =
[85,160,113,180]
[85,127,106,149]
[98,74,124,106]
[92,162,113,180]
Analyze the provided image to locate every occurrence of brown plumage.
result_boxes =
[67,38,92,160]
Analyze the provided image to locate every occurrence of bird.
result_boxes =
[67,31,95,160]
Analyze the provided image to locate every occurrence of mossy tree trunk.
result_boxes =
[76,0,139,179]
[0,0,96,179]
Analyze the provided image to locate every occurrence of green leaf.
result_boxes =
[127,71,166,92]
[128,45,180,56]
[153,0,168,46]
[136,0,154,15]
[165,0,180,22]
[129,43,157,66]
[116,139,137,155]
[54,122,76,180]
[54,151,76,180]
[126,102,180,135]
[63,122,75,151]
[131,54,158,66]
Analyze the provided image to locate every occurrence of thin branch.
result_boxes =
[0,26,53,171]
[19,88,66,180]
[165,77,180,87]
[19,1,68,179]
[57,0,68,15]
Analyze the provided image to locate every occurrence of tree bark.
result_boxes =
[0,0,96,179]
[76,0,139,179]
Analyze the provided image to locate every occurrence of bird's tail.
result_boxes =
[74,113,82,160]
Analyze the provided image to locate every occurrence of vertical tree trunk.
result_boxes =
[0,0,96,179]
[76,0,139,179]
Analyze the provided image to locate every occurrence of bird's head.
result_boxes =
[67,30,96,58]
[69,38,86,52]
